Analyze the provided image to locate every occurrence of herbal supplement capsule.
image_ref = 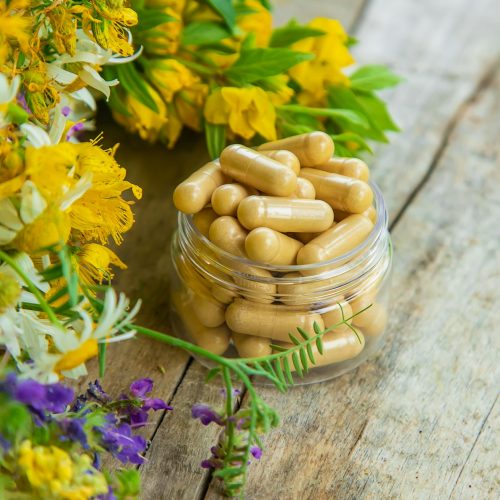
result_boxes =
[193,207,218,237]
[350,290,378,315]
[220,145,297,196]
[352,302,388,337]
[211,282,238,305]
[211,183,257,216]
[300,168,373,214]
[291,177,316,199]
[297,215,374,266]
[209,216,247,257]
[232,332,272,358]
[173,160,226,214]
[175,253,212,299]
[322,300,353,329]
[238,196,334,233]
[257,131,334,167]
[277,272,339,306]
[172,293,230,355]
[259,149,300,175]
[316,157,370,182]
[233,264,276,304]
[294,222,336,244]
[245,228,303,265]
[283,328,365,369]
[335,205,377,224]
[193,294,226,328]
[226,298,324,342]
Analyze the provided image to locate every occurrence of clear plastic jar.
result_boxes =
[170,181,392,384]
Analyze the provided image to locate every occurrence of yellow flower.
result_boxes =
[55,339,98,373]
[175,82,208,131]
[46,6,77,56]
[0,0,31,64]
[204,86,277,141]
[237,0,272,47]
[146,59,198,102]
[13,205,71,254]
[289,18,354,104]
[112,84,169,143]
[266,75,294,106]
[145,0,185,12]
[142,7,182,56]
[163,103,183,147]
[22,67,60,124]
[17,441,108,499]
[77,243,126,285]
[0,271,21,312]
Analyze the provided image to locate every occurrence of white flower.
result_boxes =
[0,73,20,104]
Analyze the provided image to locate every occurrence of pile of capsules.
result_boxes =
[172,132,388,369]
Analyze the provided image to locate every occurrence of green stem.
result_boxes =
[278,104,342,118]
[0,250,63,329]
[222,366,235,467]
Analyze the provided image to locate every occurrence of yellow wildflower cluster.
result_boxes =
[17,440,108,499]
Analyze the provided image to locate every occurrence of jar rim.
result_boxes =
[178,179,389,282]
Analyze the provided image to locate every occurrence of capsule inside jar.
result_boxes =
[232,332,272,358]
[316,157,370,181]
[259,149,301,175]
[245,228,303,265]
[211,183,257,216]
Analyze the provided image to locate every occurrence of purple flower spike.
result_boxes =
[142,398,172,411]
[59,417,88,448]
[61,105,71,117]
[250,446,262,460]
[87,380,109,403]
[45,383,74,413]
[130,378,153,398]
[13,379,46,410]
[97,422,147,465]
[191,404,223,426]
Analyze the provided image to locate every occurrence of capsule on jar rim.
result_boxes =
[281,328,365,369]
[316,157,370,182]
[245,227,303,266]
[291,177,316,199]
[172,293,230,355]
[352,302,388,337]
[208,216,247,257]
[259,149,300,175]
[226,299,324,342]
[211,183,257,216]
[173,160,226,214]
[238,196,334,233]
[300,168,373,214]
[193,207,218,237]
[335,205,377,224]
[257,132,334,167]
[297,215,374,266]
[220,145,297,196]
[232,332,272,358]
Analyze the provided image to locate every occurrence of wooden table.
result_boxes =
[77,0,500,497]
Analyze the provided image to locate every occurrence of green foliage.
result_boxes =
[224,48,313,85]
[205,0,237,32]
[205,122,226,159]
[350,64,402,91]
[270,19,325,47]
[181,22,232,46]
[113,469,141,498]
[133,8,177,32]
[0,394,32,446]
[113,64,158,112]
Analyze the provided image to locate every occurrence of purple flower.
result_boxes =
[219,388,242,397]
[58,417,88,449]
[142,398,172,411]
[61,105,71,117]
[97,422,147,465]
[250,446,262,460]
[65,122,84,140]
[87,380,109,403]
[191,404,223,426]
[129,408,149,428]
[45,383,74,413]
[130,378,153,398]
[0,433,10,453]
[13,378,46,411]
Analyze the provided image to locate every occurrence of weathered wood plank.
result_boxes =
[223,62,500,499]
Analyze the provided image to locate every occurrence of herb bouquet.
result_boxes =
[0,0,399,498]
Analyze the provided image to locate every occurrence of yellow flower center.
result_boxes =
[55,339,98,373]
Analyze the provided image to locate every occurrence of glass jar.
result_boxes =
[169,180,392,384]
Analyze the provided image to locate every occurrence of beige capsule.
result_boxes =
[335,205,377,224]
[193,207,218,237]
[238,196,334,233]
[291,177,316,199]
[211,282,238,305]
[211,183,257,216]
[174,253,212,300]
[316,157,370,182]
[232,332,272,358]
[294,221,336,244]
[192,294,226,328]
[220,145,297,196]
[277,272,340,306]
[209,216,247,257]
[297,215,374,266]
[172,293,230,355]
[173,160,226,214]
[245,228,303,265]
[322,300,353,329]
[352,302,388,337]
[226,299,324,342]
[259,149,300,175]
[281,328,365,369]
[233,264,276,304]
[257,132,334,167]
[300,168,373,214]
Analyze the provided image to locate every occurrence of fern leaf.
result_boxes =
[299,347,309,373]
[316,336,324,355]
[273,359,286,387]
[313,321,323,334]
[296,327,310,340]
[282,357,294,385]
[288,333,301,345]
[306,342,316,364]
[291,352,303,377]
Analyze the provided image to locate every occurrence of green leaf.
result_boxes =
[330,133,373,154]
[135,9,176,31]
[207,0,236,31]
[291,352,303,377]
[313,321,322,335]
[224,48,313,85]
[350,65,403,91]
[306,343,316,364]
[273,360,287,386]
[205,367,221,382]
[316,336,324,355]
[114,469,141,497]
[0,396,32,444]
[288,333,301,345]
[205,122,226,159]
[115,64,159,113]
[98,343,106,378]
[59,246,78,307]
[299,348,309,373]
[181,21,231,46]
[282,357,294,385]
[270,20,325,47]
[296,327,310,341]
[355,92,400,132]
[7,103,29,124]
